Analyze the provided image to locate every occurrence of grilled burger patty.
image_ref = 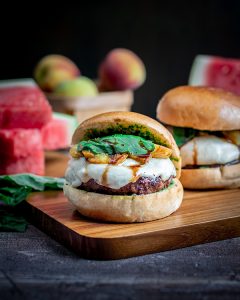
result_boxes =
[79,175,173,195]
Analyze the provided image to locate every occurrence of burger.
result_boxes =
[157,86,240,189]
[63,111,183,222]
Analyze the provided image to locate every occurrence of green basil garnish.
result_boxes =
[77,134,155,156]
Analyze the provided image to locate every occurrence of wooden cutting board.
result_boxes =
[24,151,240,260]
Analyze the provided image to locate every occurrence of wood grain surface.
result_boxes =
[25,188,240,260]
[29,151,240,259]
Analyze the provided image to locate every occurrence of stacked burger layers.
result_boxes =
[0,79,69,175]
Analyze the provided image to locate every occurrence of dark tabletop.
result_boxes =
[0,225,240,300]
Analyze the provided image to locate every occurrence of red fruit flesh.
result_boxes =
[41,118,68,150]
[0,86,52,129]
[0,129,42,158]
[0,150,44,175]
[206,57,240,95]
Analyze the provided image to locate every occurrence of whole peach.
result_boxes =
[54,77,98,97]
[34,55,80,92]
[99,48,146,91]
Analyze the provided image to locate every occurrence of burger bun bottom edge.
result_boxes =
[180,163,240,189]
[63,179,183,223]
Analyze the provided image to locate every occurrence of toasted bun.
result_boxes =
[157,86,240,131]
[72,111,181,178]
[180,163,240,189]
[63,179,183,223]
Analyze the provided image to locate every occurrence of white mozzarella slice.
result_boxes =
[137,158,176,181]
[121,158,140,166]
[181,136,239,167]
[65,157,86,187]
[106,166,133,189]
[180,140,195,167]
[65,157,176,189]
[86,163,107,185]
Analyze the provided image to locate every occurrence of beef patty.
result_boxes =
[79,175,173,195]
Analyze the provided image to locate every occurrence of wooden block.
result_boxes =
[46,90,134,123]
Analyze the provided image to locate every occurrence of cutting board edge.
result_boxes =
[22,201,240,260]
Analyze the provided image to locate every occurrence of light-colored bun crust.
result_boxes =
[72,111,181,178]
[180,163,240,189]
[157,86,240,131]
[63,179,183,223]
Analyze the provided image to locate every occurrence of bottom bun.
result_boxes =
[63,179,183,223]
[180,163,240,189]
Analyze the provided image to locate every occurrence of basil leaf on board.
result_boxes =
[0,174,65,206]
[77,134,155,156]
[0,207,27,232]
[0,186,31,206]
[0,174,65,232]
[172,127,198,147]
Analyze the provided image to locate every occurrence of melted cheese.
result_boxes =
[181,136,240,167]
[65,157,176,189]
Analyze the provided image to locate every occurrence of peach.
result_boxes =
[54,77,98,97]
[34,55,80,92]
[98,48,146,91]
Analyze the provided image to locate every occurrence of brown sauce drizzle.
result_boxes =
[98,154,148,187]
[101,167,109,187]
[193,139,198,165]
[100,163,141,187]
[130,165,141,183]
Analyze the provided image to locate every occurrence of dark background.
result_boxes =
[1,0,239,118]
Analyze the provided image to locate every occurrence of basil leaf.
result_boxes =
[79,140,114,155]
[172,127,198,147]
[0,207,27,232]
[0,174,65,232]
[0,186,31,206]
[78,134,155,156]
[0,174,65,206]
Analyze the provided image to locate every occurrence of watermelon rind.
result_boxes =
[52,112,78,144]
[0,78,37,88]
[188,55,212,86]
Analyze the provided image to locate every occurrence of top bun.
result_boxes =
[72,111,181,178]
[157,86,240,131]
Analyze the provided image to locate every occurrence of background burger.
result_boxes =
[157,86,240,189]
[64,111,183,223]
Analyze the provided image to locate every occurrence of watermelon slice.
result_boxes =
[52,112,78,144]
[0,129,42,158]
[41,112,78,150]
[189,55,240,95]
[41,118,68,150]
[0,79,52,129]
[0,150,44,175]
[0,128,44,174]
